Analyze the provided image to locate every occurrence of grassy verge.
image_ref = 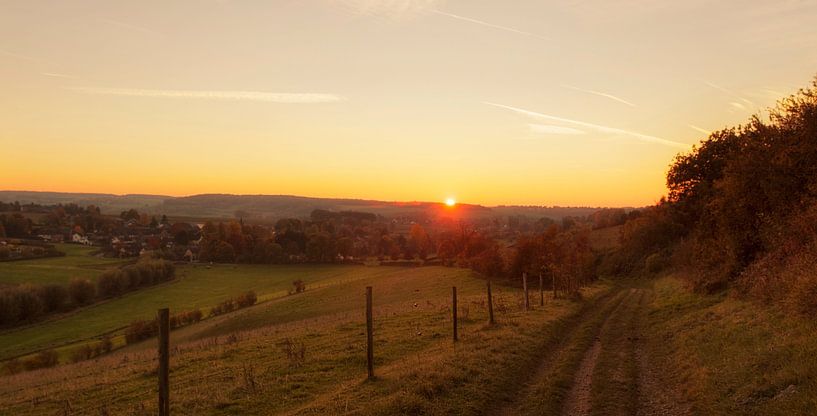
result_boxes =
[644,274,817,415]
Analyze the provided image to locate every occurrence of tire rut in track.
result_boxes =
[561,288,639,416]
[634,290,693,416]
[491,288,629,416]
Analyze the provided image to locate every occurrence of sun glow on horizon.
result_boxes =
[0,1,813,207]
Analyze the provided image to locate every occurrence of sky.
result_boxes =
[2,0,817,207]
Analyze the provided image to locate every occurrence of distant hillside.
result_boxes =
[0,190,615,222]
[0,191,169,214]
[492,205,618,219]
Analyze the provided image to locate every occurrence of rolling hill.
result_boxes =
[0,190,611,222]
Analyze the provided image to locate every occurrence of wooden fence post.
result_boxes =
[523,272,529,311]
[487,281,495,325]
[452,286,458,342]
[158,308,170,416]
[366,286,374,380]
[539,273,544,306]
[552,274,557,299]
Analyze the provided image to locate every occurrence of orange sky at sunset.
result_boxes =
[2,1,817,207]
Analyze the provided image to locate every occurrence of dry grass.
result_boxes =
[644,275,817,415]
[0,268,611,415]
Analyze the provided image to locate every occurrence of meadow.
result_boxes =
[0,259,429,362]
[0,250,614,415]
[5,242,817,415]
[0,244,125,285]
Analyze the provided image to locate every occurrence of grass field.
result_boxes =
[6,246,814,415]
[0,243,126,285]
[0,263,612,415]
[0,263,425,361]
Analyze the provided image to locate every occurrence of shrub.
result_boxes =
[71,334,115,362]
[292,279,306,294]
[14,285,45,322]
[68,278,95,305]
[210,299,236,317]
[97,270,126,298]
[123,266,143,288]
[210,291,258,317]
[0,289,21,326]
[170,309,204,329]
[189,308,203,323]
[96,260,176,300]
[100,335,113,353]
[70,345,94,363]
[36,284,68,313]
[124,319,158,344]
[23,350,59,370]
[235,291,257,308]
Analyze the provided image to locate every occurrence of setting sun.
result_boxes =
[1,1,817,413]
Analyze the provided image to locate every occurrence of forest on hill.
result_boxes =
[0,191,611,223]
[606,77,817,314]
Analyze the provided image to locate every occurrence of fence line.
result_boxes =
[8,277,570,414]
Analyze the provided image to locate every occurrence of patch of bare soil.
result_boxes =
[561,337,602,416]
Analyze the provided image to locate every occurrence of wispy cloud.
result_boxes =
[0,49,38,61]
[562,85,636,107]
[485,102,688,149]
[730,101,747,111]
[41,72,76,79]
[334,0,439,18]
[101,18,163,36]
[703,81,754,106]
[529,124,586,135]
[688,124,711,135]
[429,10,548,40]
[67,87,345,103]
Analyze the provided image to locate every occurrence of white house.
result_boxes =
[72,233,91,245]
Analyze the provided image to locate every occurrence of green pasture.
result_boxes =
[0,244,125,285]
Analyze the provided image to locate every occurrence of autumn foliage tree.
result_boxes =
[614,76,817,312]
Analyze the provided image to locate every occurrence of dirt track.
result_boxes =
[493,285,691,416]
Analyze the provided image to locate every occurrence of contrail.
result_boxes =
[688,124,712,135]
[529,123,586,135]
[101,18,163,37]
[429,10,548,40]
[42,72,76,79]
[562,85,636,107]
[485,102,689,149]
[67,87,345,103]
[0,49,39,61]
[703,81,755,106]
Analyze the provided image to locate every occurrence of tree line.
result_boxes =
[607,76,817,314]
[0,258,175,328]
[196,211,435,264]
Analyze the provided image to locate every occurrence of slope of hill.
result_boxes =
[0,190,608,221]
